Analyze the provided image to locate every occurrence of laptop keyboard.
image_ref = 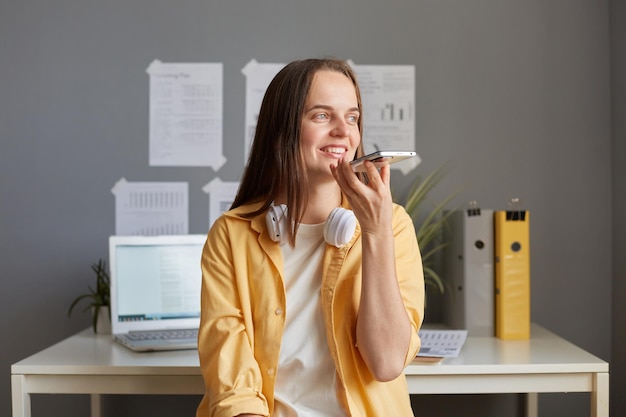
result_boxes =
[126,329,198,341]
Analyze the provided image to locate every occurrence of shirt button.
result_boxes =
[267,368,275,376]
[275,308,283,315]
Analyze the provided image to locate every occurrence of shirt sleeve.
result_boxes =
[392,204,425,365]
[197,216,270,417]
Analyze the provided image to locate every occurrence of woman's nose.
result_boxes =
[330,119,350,137]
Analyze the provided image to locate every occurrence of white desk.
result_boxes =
[12,324,609,417]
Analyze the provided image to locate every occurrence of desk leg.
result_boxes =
[90,394,102,417]
[525,393,538,417]
[592,372,609,417]
[11,375,31,417]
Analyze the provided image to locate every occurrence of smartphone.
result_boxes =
[350,150,417,172]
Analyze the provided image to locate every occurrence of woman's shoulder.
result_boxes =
[392,201,412,217]
[391,202,416,230]
[209,201,266,237]
[222,201,266,219]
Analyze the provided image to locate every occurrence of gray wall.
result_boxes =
[1,1,619,416]
[610,1,626,417]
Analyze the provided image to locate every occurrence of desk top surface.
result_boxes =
[12,324,608,377]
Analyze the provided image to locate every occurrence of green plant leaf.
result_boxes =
[67,258,111,333]
[67,293,94,317]
[92,304,100,333]
[400,164,459,301]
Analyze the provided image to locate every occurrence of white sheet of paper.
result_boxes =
[111,178,189,235]
[350,62,419,174]
[147,60,225,169]
[202,177,240,227]
[417,329,468,358]
[242,59,285,161]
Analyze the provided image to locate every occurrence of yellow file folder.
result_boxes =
[494,210,530,339]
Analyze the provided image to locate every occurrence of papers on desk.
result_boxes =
[417,329,468,358]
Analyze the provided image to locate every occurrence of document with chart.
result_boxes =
[417,329,468,358]
[111,178,189,236]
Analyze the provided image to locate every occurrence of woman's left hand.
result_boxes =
[330,159,393,236]
[331,158,412,381]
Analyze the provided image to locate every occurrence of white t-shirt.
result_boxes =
[273,223,346,417]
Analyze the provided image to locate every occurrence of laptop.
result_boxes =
[109,234,206,352]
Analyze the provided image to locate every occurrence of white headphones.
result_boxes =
[265,204,357,248]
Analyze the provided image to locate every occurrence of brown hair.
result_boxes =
[231,58,365,242]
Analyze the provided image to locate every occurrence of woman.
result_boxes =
[197,58,424,417]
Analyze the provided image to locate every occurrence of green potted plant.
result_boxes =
[68,259,111,333]
[402,165,457,302]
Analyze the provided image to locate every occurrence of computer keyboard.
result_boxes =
[125,329,198,341]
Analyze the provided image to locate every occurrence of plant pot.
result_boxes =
[95,306,112,334]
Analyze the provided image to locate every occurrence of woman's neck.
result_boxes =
[301,185,342,224]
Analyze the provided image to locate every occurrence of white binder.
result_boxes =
[442,206,494,336]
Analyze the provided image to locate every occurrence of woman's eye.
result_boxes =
[347,114,359,124]
[314,113,329,120]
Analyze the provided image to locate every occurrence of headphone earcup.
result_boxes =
[324,207,357,247]
[266,204,356,247]
[265,204,288,243]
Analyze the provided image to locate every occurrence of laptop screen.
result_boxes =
[109,235,206,334]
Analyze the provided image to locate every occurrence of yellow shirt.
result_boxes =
[197,201,425,417]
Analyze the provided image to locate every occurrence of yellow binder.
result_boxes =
[494,209,530,339]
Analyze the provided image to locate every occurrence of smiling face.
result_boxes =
[300,70,362,184]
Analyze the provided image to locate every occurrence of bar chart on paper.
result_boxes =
[352,64,415,153]
[380,101,413,122]
[112,178,189,236]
